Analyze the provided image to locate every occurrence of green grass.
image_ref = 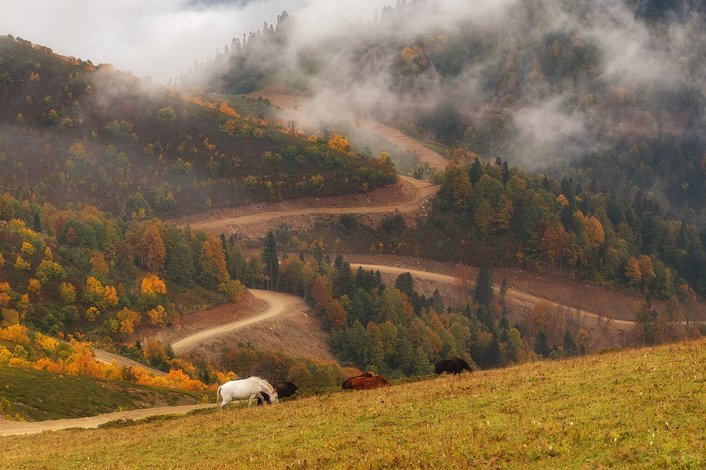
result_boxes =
[1,339,705,468]
[0,367,208,421]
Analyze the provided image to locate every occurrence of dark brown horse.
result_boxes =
[341,372,374,390]
[435,358,472,375]
[257,381,298,405]
[348,375,390,390]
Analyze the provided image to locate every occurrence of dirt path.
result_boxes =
[350,263,634,332]
[250,88,449,171]
[92,348,167,377]
[176,175,438,236]
[171,289,309,355]
[0,404,213,437]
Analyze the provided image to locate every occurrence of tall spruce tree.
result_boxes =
[263,231,279,290]
[474,262,494,309]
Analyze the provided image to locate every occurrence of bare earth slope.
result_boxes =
[249,88,449,171]
[168,289,335,362]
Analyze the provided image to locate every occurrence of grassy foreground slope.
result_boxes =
[2,340,705,468]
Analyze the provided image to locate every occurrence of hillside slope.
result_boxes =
[2,338,704,468]
[0,36,395,217]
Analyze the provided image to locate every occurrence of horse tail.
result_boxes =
[216,385,223,407]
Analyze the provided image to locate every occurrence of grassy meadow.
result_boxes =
[1,339,705,468]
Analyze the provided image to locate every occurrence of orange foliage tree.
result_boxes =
[83,276,118,310]
[326,133,352,154]
[141,274,167,297]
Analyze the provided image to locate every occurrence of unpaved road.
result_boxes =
[250,88,449,171]
[350,263,635,332]
[0,404,213,437]
[171,289,308,355]
[92,348,167,377]
[180,175,438,236]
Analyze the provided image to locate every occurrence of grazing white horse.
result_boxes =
[216,376,279,408]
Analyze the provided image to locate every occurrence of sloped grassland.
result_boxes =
[1,338,704,468]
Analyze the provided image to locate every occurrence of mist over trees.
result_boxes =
[186,0,706,223]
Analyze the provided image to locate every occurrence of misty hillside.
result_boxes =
[0,35,395,218]
[187,0,706,224]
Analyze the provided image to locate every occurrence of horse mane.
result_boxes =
[249,376,276,393]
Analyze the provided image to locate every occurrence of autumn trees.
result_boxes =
[431,157,700,301]
[0,196,257,341]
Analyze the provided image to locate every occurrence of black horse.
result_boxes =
[257,381,298,405]
[435,358,472,375]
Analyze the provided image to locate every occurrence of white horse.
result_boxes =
[216,376,279,408]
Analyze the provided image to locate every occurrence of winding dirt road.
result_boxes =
[181,175,438,236]
[349,263,634,332]
[92,348,167,377]
[249,88,449,171]
[170,289,308,355]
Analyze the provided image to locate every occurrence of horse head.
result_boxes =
[269,390,279,404]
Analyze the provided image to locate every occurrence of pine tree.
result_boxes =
[394,272,414,296]
[534,331,551,357]
[563,331,578,356]
[469,158,483,184]
[263,231,279,290]
[474,262,494,309]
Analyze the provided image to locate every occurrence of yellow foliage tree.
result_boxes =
[141,274,167,297]
[112,307,141,334]
[83,276,118,310]
[20,241,35,256]
[16,294,30,318]
[59,282,76,305]
[444,166,471,207]
[625,256,642,287]
[475,198,513,235]
[584,215,605,250]
[0,282,11,307]
[14,255,31,271]
[0,324,30,345]
[85,306,100,322]
[147,305,168,326]
[34,332,59,354]
[327,133,352,154]
[27,278,41,295]
[556,194,570,207]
